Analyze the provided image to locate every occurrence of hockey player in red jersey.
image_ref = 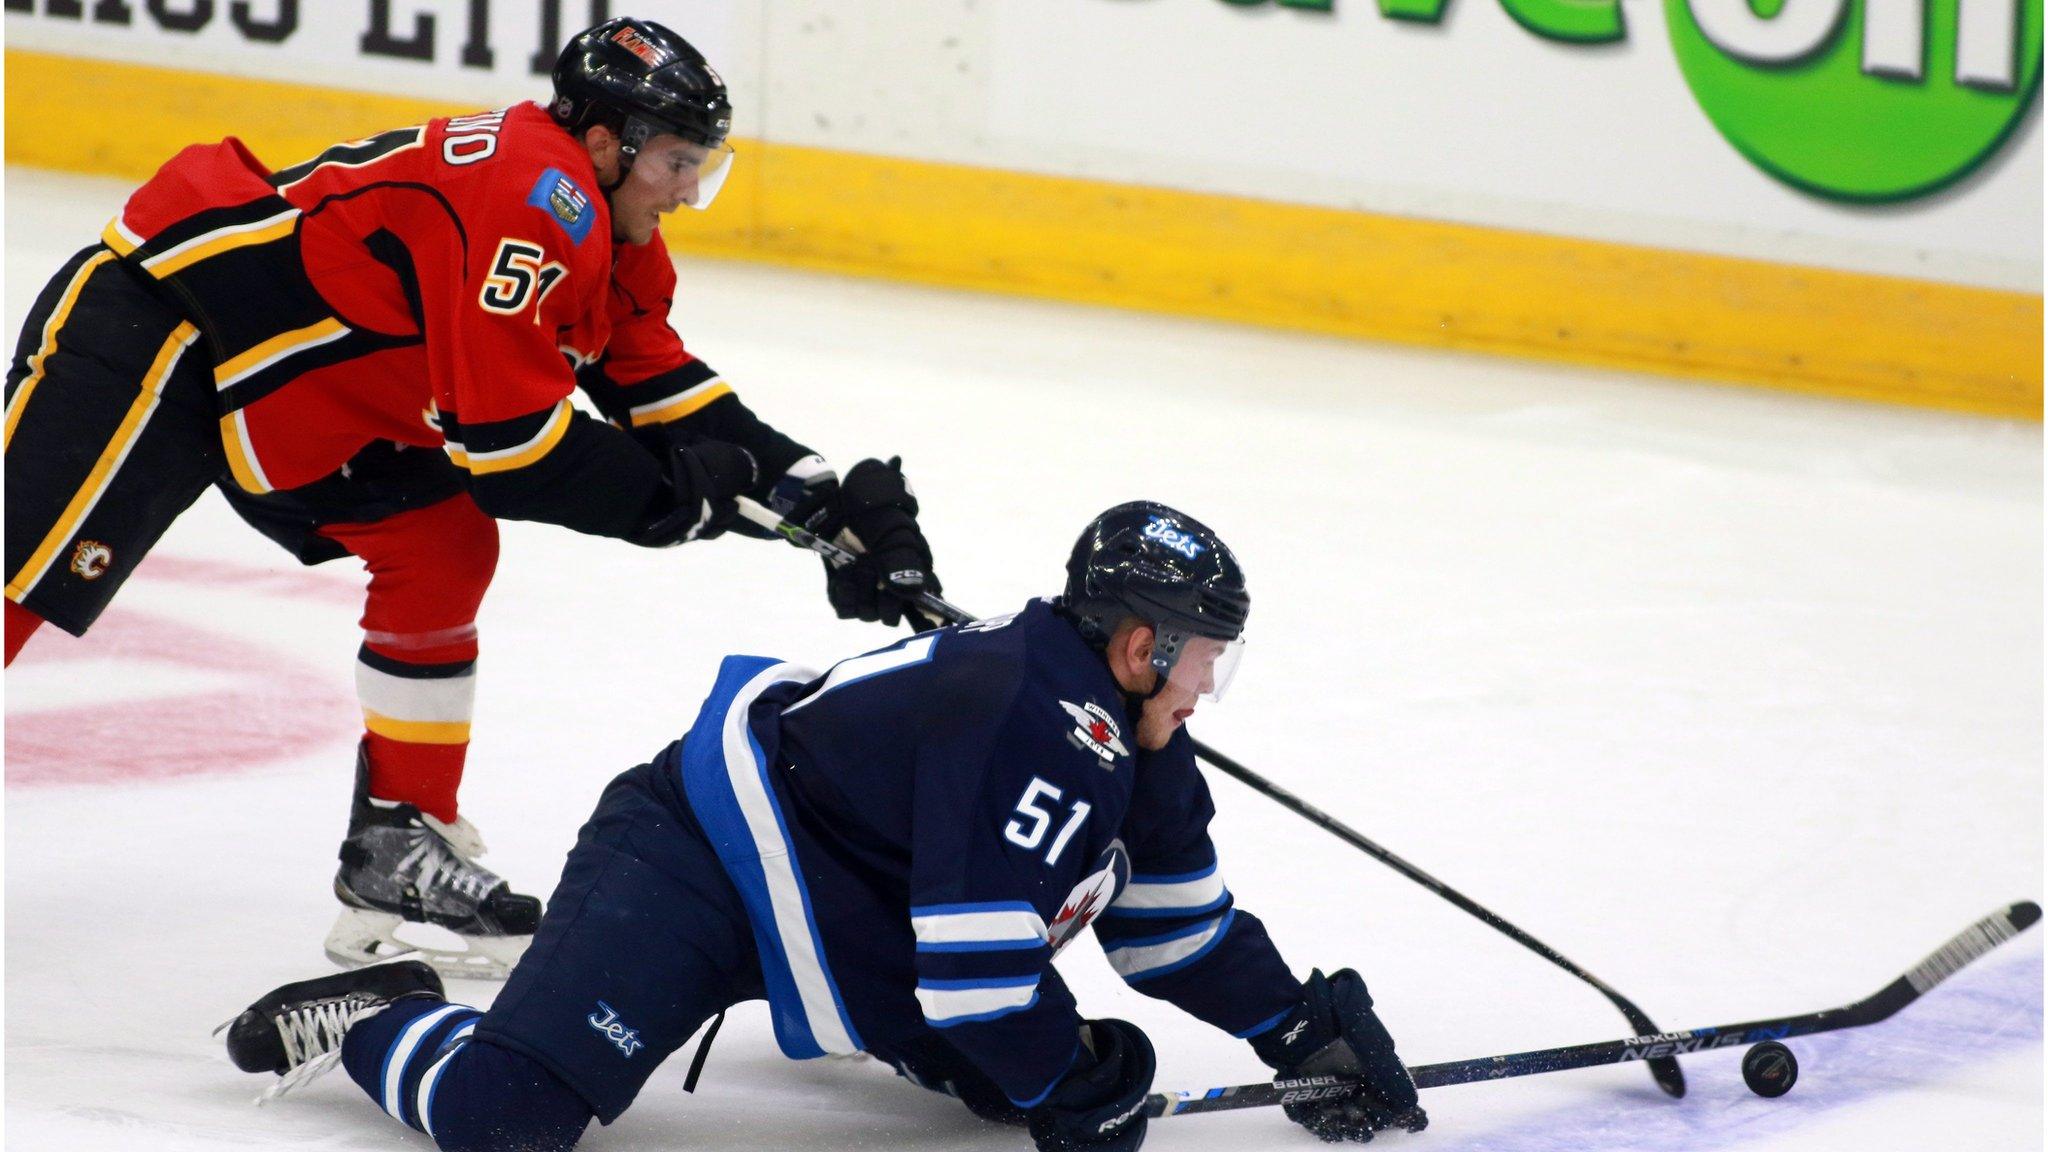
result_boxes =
[4,17,943,979]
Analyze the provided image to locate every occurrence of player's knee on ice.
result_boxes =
[342,997,594,1152]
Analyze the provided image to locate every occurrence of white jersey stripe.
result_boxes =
[916,979,1040,1025]
[140,206,300,273]
[380,1004,466,1122]
[784,634,939,715]
[414,1021,477,1138]
[721,662,860,1055]
[911,908,1048,947]
[1109,866,1227,914]
[1104,914,1230,982]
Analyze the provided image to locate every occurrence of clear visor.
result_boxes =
[1155,633,1246,702]
[624,132,736,211]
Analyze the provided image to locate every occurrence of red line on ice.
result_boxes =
[138,554,362,606]
[5,607,353,786]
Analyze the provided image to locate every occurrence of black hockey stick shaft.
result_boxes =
[1147,900,2040,1119]
[735,497,1684,1096]
[735,499,977,624]
[1189,739,1686,1098]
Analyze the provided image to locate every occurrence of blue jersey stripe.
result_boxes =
[916,937,1049,953]
[918,974,1041,991]
[910,900,1041,917]
[1233,1006,1295,1039]
[1128,862,1218,885]
[677,656,864,1059]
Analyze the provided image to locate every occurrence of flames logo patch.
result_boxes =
[69,540,112,581]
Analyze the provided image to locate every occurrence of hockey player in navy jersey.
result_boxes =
[221,502,1428,1150]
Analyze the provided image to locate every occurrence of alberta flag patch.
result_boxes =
[528,167,593,245]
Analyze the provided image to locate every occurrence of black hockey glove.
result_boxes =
[1251,969,1427,1143]
[628,440,758,547]
[809,456,945,631]
[1027,1019,1155,1152]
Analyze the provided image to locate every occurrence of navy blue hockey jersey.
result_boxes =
[665,599,1305,1107]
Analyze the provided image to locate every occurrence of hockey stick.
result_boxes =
[1145,900,2040,1119]
[1186,739,1687,1098]
[735,497,1686,1097]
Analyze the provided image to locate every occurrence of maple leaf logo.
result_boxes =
[1060,700,1129,764]
[1048,887,1106,949]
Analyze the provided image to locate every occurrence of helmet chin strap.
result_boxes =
[1120,675,1166,720]
[1056,599,1171,714]
[604,116,655,187]
[1124,645,1175,719]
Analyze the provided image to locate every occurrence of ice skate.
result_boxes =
[218,959,444,1101]
[326,744,542,981]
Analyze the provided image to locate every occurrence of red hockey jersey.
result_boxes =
[101,102,712,504]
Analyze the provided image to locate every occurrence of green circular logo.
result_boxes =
[1666,0,2043,201]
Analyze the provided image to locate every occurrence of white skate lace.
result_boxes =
[422,813,487,859]
[396,834,497,902]
[257,998,391,1103]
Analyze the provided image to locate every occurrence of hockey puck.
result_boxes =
[1741,1041,1798,1098]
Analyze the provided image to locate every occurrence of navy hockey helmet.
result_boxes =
[1059,501,1249,700]
[551,17,735,204]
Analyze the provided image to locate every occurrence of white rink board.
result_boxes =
[3,166,2041,1151]
[5,1,2039,289]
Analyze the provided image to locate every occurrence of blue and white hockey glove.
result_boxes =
[1027,1019,1154,1152]
[1251,969,1427,1143]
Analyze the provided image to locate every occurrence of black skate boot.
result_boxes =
[219,959,443,1099]
[326,743,542,981]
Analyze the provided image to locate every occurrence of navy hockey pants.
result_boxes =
[341,757,767,1150]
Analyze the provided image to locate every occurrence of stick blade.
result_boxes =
[2009,901,2041,932]
[1648,1055,1686,1098]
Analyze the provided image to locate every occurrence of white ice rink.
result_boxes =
[4,166,2041,1152]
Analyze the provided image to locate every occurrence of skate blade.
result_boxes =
[325,906,530,982]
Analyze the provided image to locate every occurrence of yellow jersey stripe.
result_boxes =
[463,401,573,476]
[6,323,198,600]
[629,380,733,427]
[363,710,473,746]
[213,316,348,390]
[4,249,117,451]
[142,210,299,278]
[99,216,141,257]
[218,408,274,494]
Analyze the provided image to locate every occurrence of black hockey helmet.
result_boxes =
[551,17,733,154]
[1059,501,1249,699]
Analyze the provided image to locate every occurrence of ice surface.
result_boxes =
[5,166,2040,1151]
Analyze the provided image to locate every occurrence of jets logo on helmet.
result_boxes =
[1142,515,1205,560]
[1057,501,1250,698]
